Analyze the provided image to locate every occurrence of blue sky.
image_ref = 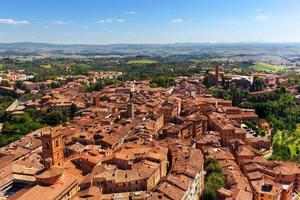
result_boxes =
[0,0,300,44]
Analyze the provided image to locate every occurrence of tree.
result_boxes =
[202,173,226,200]
[250,76,266,92]
[232,89,247,106]
[297,86,300,94]
[202,158,225,200]
[203,75,212,88]
[0,80,10,87]
[205,158,222,174]
[31,75,45,83]
[93,81,103,91]
[209,88,231,100]
[150,76,176,88]
[70,103,78,118]
[15,80,24,90]
[43,111,66,126]
[50,81,60,89]
[105,78,119,86]
[1,112,43,137]
[0,95,14,121]
[241,92,300,133]
[19,93,43,102]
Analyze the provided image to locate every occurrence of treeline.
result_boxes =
[81,78,120,92]
[150,76,176,88]
[0,95,15,120]
[206,76,267,106]
[241,88,300,132]
[0,106,77,147]
[0,56,252,83]
[1,110,44,146]
[208,88,249,106]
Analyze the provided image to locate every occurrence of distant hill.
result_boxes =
[0,42,300,57]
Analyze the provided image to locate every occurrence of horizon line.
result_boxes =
[1,41,300,46]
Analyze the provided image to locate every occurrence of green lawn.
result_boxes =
[251,62,287,73]
[127,59,158,64]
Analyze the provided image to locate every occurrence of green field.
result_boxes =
[190,58,226,63]
[40,64,52,69]
[251,62,287,73]
[127,59,158,64]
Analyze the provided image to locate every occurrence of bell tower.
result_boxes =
[127,102,134,118]
[215,65,219,85]
[41,129,64,169]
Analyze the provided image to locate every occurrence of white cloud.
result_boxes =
[82,26,88,30]
[0,18,29,25]
[124,11,136,15]
[44,25,49,29]
[116,19,125,23]
[97,19,112,24]
[255,8,263,12]
[97,18,125,24]
[52,20,66,25]
[255,15,269,20]
[171,18,183,23]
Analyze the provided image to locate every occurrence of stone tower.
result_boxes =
[215,65,219,85]
[41,129,64,169]
[127,102,134,118]
[128,92,134,118]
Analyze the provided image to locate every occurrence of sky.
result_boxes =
[0,0,300,44]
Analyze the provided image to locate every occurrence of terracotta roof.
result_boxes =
[157,182,185,200]
[16,172,78,200]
